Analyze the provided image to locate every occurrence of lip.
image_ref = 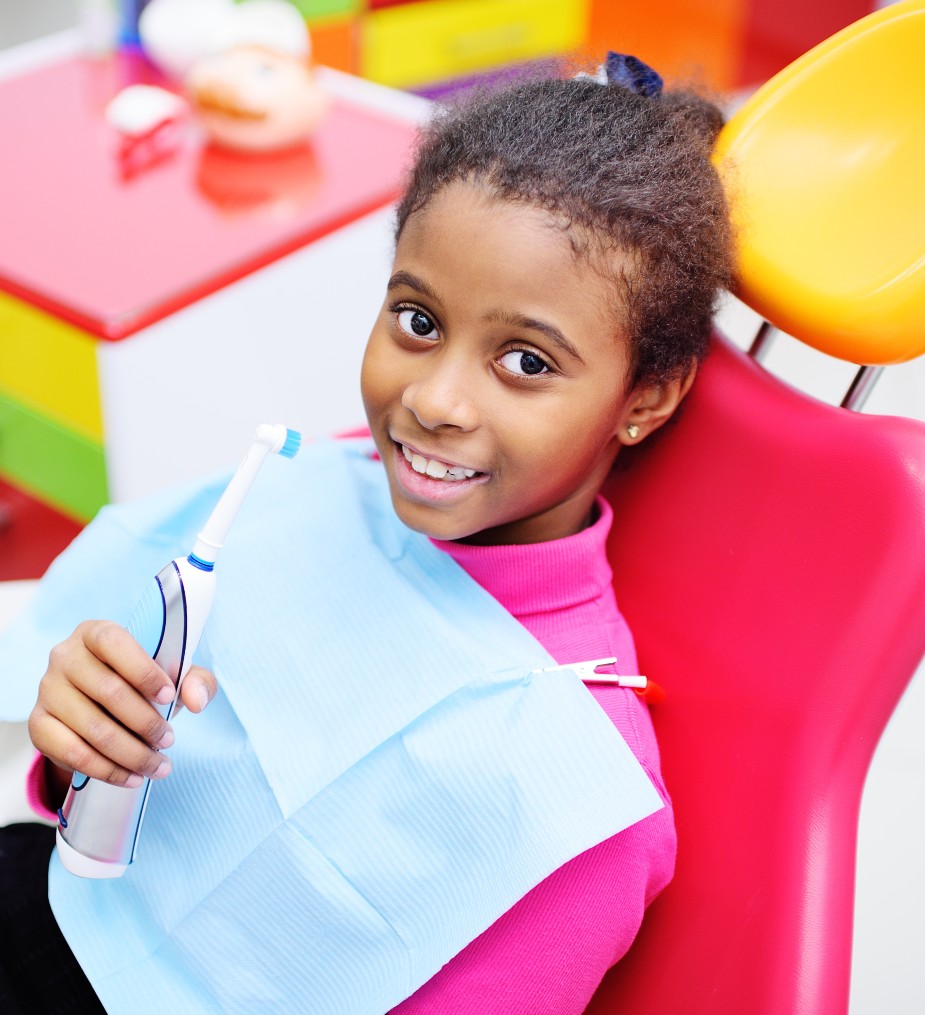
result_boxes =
[390,440,489,503]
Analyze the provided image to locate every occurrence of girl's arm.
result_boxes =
[391,775,675,1015]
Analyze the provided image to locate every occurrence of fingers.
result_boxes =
[54,622,175,744]
[75,620,176,705]
[29,620,194,789]
[29,710,170,789]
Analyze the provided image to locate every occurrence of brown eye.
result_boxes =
[397,309,437,338]
[499,350,550,376]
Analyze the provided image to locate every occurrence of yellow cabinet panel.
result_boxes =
[0,291,103,441]
[362,0,589,89]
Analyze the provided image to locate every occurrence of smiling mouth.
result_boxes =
[399,443,481,482]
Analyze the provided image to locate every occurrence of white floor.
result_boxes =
[1,4,924,1011]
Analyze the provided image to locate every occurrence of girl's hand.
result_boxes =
[28,620,217,790]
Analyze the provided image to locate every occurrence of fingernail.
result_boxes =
[153,758,171,779]
[196,684,211,712]
[157,728,174,749]
[155,685,175,706]
[125,774,143,788]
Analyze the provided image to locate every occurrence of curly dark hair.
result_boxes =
[394,72,735,388]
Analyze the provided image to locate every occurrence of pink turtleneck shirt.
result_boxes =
[390,497,677,1013]
[28,497,675,1014]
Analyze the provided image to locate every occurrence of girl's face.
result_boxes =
[361,180,641,545]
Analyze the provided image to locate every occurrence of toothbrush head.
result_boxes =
[255,424,302,458]
[279,428,302,459]
[191,424,302,566]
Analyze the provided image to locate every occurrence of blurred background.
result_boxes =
[0,2,921,1013]
[0,0,896,99]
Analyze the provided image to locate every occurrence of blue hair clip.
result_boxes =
[604,52,663,98]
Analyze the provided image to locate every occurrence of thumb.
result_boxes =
[178,665,217,714]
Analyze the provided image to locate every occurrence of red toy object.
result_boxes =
[585,333,925,1014]
[105,83,190,180]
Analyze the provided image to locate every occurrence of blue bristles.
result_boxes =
[279,428,302,459]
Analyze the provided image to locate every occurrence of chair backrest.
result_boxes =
[586,332,925,1014]
[586,6,925,1008]
[713,0,925,367]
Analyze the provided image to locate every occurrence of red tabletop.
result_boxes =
[0,53,416,340]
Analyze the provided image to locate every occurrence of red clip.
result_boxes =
[633,679,666,705]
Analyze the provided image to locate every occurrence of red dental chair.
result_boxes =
[587,2,925,1012]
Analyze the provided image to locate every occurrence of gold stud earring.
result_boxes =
[627,424,640,440]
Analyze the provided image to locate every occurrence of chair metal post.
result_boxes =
[748,320,776,363]
[841,365,884,411]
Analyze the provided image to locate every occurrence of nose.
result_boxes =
[400,354,479,431]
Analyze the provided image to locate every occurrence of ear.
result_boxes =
[618,363,698,446]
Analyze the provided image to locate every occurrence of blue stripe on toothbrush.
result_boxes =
[279,428,302,459]
[187,554,215,572]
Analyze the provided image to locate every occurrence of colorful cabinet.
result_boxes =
[294,0,363,75]
[310,0,878,97]
[0,45,424,579]
[0,298,107,524]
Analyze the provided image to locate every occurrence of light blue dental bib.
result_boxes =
[1,438,661,1014]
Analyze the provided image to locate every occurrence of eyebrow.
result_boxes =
[491,311,584,363]
[387,270,439,301]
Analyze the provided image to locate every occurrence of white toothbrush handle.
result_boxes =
[55,557,214,878]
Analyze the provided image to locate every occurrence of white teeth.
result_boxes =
[400,445,478,482]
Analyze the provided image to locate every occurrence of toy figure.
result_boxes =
[186,43,328,153]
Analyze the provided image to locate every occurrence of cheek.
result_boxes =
[360,328,399,416]
[521,393,623,473]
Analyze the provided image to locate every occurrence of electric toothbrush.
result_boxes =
[55,423,301,878]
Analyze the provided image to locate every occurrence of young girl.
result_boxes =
[5,55,733,1014]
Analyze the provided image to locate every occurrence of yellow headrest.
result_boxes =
[714,0,925,365]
